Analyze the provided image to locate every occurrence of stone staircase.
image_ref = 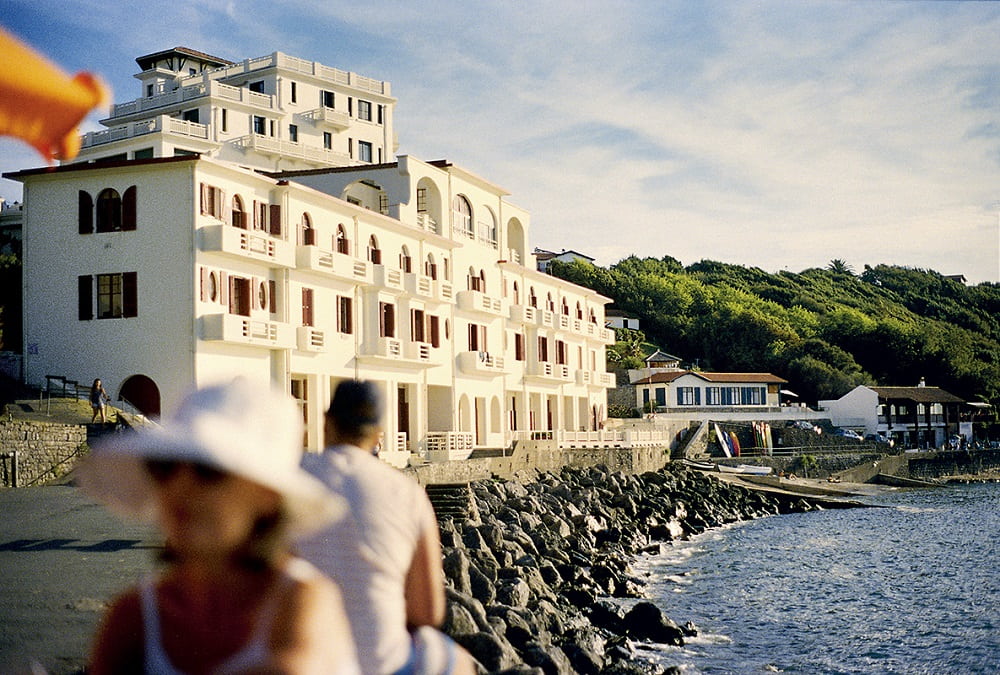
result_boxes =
[424,482,478,522]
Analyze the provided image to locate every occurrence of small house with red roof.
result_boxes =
[633,370,787,412]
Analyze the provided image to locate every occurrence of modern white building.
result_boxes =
[632,371,786,413]
[74,47,396,173]
[8,152,616,461]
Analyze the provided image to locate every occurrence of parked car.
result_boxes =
[832,428,863,441]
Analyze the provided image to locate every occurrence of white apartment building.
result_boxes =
[74,47,395,172]
[8,153,615,461]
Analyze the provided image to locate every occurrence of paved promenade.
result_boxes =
[0,484,158,674]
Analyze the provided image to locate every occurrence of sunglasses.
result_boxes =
[144,459,229,485]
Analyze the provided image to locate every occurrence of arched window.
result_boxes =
[335,224,350,255]
[576,302,583,320]
[529,287,537,308]
[452,195,473,238]
[512,281,520,305]
[232,195,247,229]
[79,190,94,234]
[367,235,381,264]
[561,298,569,316]
[589,308,597,324]
[96,188,122,233]
[425,253,437,280]
[467,266,477,291]
[479,269,486,293]
[478,207,498,248]
[546,292,554,312]
[400,245,412,273]
[301,213,315,245]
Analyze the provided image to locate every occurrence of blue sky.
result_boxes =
[2,1,998,283]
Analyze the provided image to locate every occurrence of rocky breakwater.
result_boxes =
[438,463,829,674]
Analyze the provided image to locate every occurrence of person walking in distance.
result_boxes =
[80,378,360,675]
[90,378,109,424]
[299,380,476,675]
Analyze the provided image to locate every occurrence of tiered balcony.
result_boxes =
[414,213,438,234]
[403,272,434,299]
[105,80,274,122]
[201,224,295,268]
[456,289,503,316]
[238,134,351,166]
[201,313,294,349]
[424,431,474,462]
[508,304,537,324]
[576,370,592,386]
[300,107,351,130]
[296,326,326,352]
[373,264,404,292]
[295,246,371,282]
[435,280,454,303]
[536,309,555,328]
[457,351,505,377]
[358,337,437,368]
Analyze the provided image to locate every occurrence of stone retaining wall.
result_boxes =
[908,448,1000,479]
[0,420,88,487]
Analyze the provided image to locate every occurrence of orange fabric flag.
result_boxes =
[0,26,109,163]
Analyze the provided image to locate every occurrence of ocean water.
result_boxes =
[632,483,1000,674]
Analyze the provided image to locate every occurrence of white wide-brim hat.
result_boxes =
[78,377,343,538]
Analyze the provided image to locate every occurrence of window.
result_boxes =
[428,315,441,348]
[189,68,196,76]
[301,288,314,326]
[720,387,741,406]
[96,188,121,232]
[78,272,137,320]
[706,387,722,405]
[452,196,473,238]
[529,287,537,308]
[290,82,297,103]
[411,309,425,343]
[321,90,334,108]
[656,388,667,406]
[253,116,266,135]
[377,104,384,125]
[677,387,700,406]
[249,80,265,93]
[348,138,353,158]
[289,124,298,143]
[368,236,381,265]
[182,109,199,123]
[358,140,372,163]
[232,195,247,229]
[357,100,372,121]
[514,333,526,361]
[546,293,555,312]
[379,302,395,338]
[229,276,251,316]
[512,282,520,305]
[301,213,315,245]
[555,340,568,365]
[425,255,437,280]
[538,336,549,362]
[467,268,485,292]
[323,132,332,150]
[740,387,765,405]
[335,225,350,255]
[477,208,498,248]
[400,247,412,273]
[92,186,137,233]
[576,302,583,320]
[221,109,228,132]
[133,148,153,159]
[561,298,569,316]
[417,188,428,213]
[78,191,93,234]
[468,323,487,352]
[146,84,154,97]
[337,296,353,334]
[348,97,353,116]
[200,183,223,219]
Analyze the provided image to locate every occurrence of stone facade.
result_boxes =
[0,420,87,487]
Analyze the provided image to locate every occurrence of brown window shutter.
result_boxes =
[122,186,137,230]
[122,272,138,317]
[78,275,93,320]
[268,280,276,313]
[269,204,281,236]
[302,288,313,326]
[78,191,94,234]
[429,315,440,348]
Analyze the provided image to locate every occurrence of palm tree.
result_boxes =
[828,259,854,275]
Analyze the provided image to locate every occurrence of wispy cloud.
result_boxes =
[1,0,997,281]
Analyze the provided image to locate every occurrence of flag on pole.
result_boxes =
[0,26,109,163]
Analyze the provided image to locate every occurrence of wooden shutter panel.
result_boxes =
[122,186,137,231]
[268,280,276,313]
[122,272,138,317]
[78,191,93,234]
[78,275,93,320]
[269,204,281,236]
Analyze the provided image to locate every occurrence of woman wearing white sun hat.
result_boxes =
[79,377,360,675]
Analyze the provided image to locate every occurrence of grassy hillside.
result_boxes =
[552,256,1000,411]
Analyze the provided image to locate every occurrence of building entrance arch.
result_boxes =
[119,374,160,419]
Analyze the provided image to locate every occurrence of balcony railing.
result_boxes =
[424,431,474,462]
[300,107,351,130]
[81,115,212,149]
[526,361,572,381]
[201,313,294,349]
[537,309,555,328]
[238,134,352,166]
[456,289,503,316]
[295,246,371,282]
[415,212,438,234]
[107,80,275,121]
[201,224,295,268]
[435,280,454,302]
[373,264,404,292]
[457,351,505,376]
[509,304,537,324]
[296,326,326,352]
[403,272,434,298]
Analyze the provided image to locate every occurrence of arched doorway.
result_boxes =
[119,374,160,419]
